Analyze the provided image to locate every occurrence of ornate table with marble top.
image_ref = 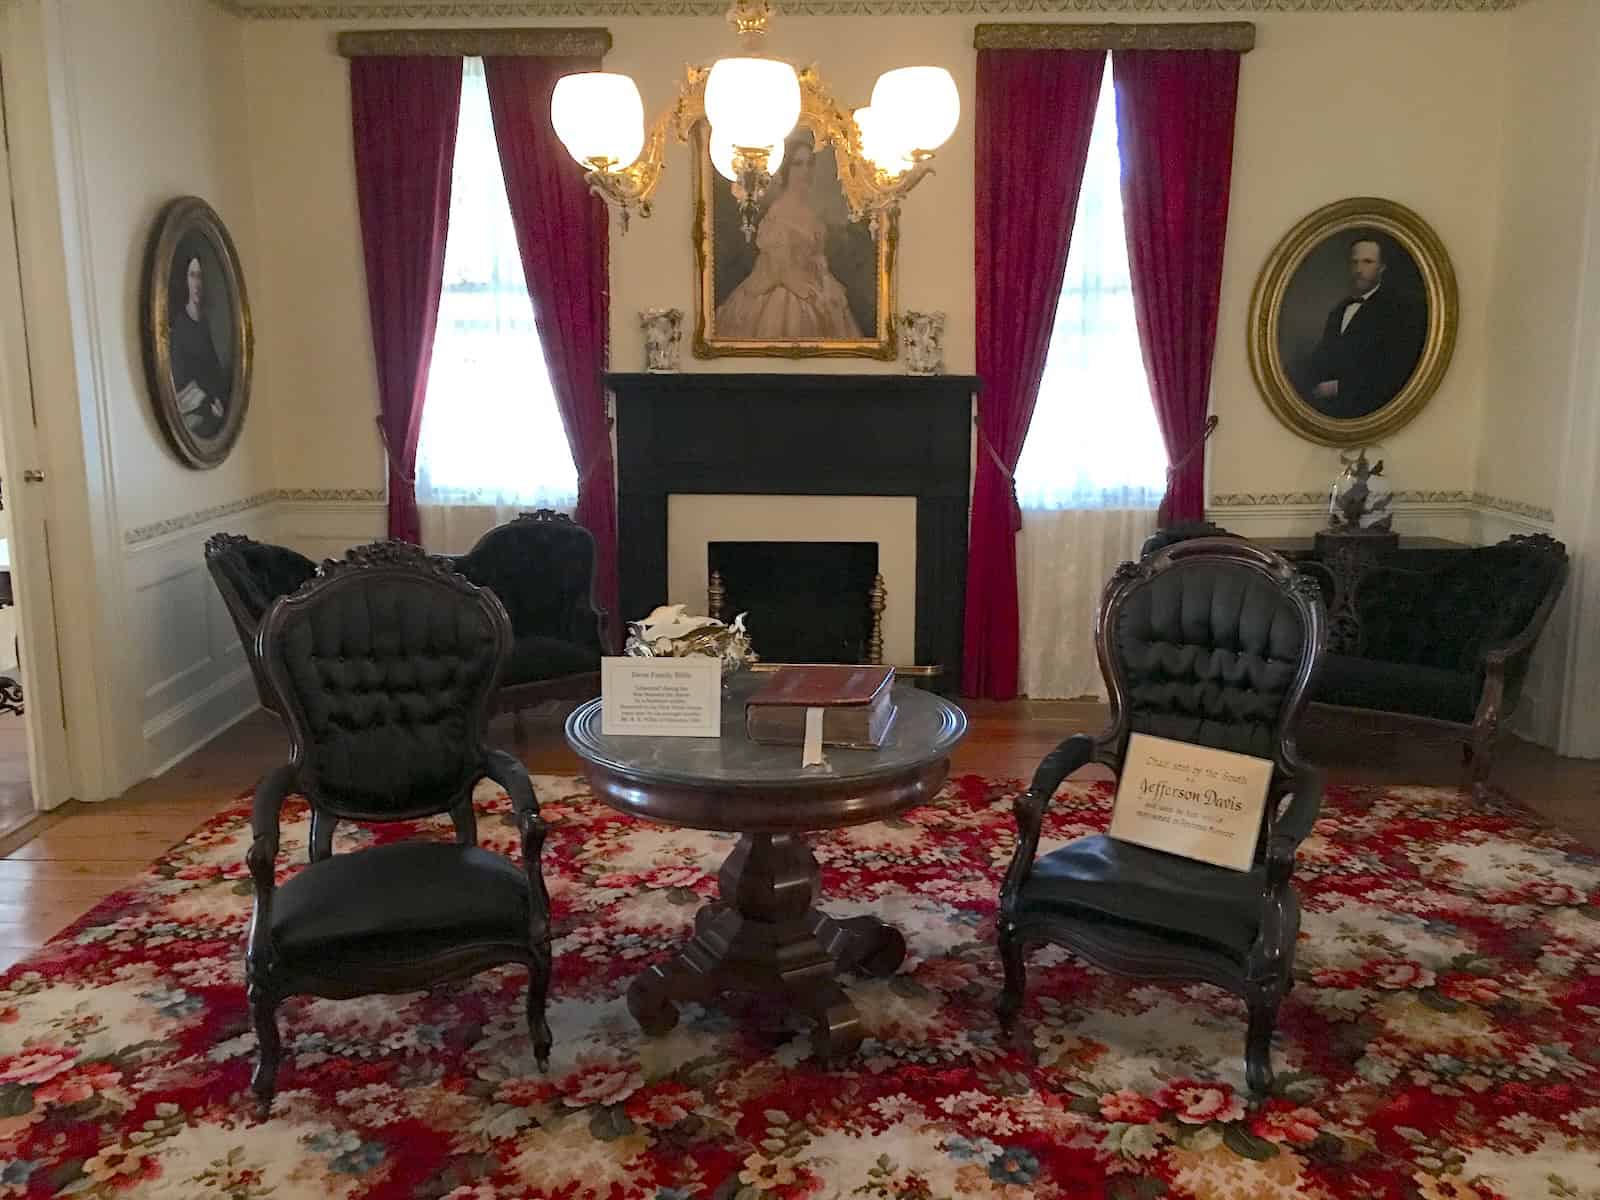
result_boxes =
[565,675,967,1060]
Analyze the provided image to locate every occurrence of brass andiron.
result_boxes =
[708,570,726,623]
[867,574,886,666]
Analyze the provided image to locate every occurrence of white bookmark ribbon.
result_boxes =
[802,706,826,767]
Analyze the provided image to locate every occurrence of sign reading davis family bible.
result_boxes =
[601,657,722,738]
[1108,733,1275,872]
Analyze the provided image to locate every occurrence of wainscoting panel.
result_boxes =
[126,504,276,777]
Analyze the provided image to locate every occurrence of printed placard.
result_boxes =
[1109,733,1275,872]
[601,657,722,738]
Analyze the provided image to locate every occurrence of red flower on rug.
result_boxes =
[0,775,1597,1198]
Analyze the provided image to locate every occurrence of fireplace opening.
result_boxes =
[708,541,883,664]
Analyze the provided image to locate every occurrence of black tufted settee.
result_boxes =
[445,511,605,723]
[998,538,1327,1094]
[1314,533,1568,785]
[204,533,317,716]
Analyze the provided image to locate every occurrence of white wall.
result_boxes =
[45,0,267,787]
[1478,0,1600,752]
[239,10,1513,518]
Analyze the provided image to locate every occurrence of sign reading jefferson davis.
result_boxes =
[1109,734,1275,873]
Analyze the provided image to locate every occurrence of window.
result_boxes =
[1013,61,1168,511]
[416,58,578,511]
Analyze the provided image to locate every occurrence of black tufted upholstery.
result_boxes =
[1115,559,1308,761]
[205,533,317,716]
[263,572,507,818]
[243,542,553,1112]
[1317,534,1568,786]
[1356,539,1566,673]
[998,538,1326,1095]
[448,511,604,720]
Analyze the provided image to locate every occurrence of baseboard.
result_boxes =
[142,663,258,778]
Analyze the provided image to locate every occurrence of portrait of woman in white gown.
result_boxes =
[715,139,863,341]
[698,128,890,356]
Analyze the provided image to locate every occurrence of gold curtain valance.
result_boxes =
[336,28,612,58]
[973,23,1255,53]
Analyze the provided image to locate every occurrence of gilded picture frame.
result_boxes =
[1247,197,1457,447]
[140,196,253,469]
[692,121,896,359]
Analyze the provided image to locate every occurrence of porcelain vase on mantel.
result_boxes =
[640,308,684,373]
[900,310,946,375]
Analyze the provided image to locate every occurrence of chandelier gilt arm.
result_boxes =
[553,0,958,239]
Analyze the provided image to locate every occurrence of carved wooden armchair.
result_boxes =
[245,541,552,1112]
[448,511,606,727]
[204,532,316,716]
[997,538,1327,1094]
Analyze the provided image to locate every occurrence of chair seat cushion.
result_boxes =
[1313,653,1478,723]
[271,841,530,960]
[1015,835,1271,962]
[504,635,601,686]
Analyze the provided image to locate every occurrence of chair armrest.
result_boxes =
[246,765,295,964]
[1265,766,1323,888]
[485,750,551,944]
[1000,733,1096,913]
[1478,560,1568,673]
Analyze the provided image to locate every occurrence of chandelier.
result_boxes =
[548,0,960,239]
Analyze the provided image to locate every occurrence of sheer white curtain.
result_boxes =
[416,58,578,554]
[1015,59,1168,699]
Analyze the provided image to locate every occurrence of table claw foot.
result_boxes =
[828,915,908,978]
[627,965,681,1036]
[806,982,863,1064]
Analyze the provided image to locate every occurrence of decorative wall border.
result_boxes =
[124,488,387,547]
[974,20,1255,48]
[336,26,611,55]
[1209,489,1554,525]
[214,0,1525,19]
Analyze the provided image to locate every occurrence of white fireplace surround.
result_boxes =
[666,495,918,666]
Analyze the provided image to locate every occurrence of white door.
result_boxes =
[0,58,72,810]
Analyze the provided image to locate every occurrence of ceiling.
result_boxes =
[217,0,1525,17]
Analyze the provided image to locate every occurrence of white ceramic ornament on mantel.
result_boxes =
[640,307,684,372]
[900,310,946,375]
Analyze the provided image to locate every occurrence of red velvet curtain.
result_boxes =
[1113,49,1241,523]
[964,49,1105,700]
[350,56,463,544]
[483,55,618,637]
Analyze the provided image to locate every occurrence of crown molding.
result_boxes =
[975,21,1254,49]
[214,0,1524,19]
[337,25,610,53]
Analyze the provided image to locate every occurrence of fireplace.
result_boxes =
[609,372,978,683]
[708,541,882,664]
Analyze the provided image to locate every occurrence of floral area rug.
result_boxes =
[1,775,1598,1199]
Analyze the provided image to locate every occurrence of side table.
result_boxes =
[565,676,967,1060]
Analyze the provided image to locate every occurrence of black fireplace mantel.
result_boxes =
[609,372,979,677]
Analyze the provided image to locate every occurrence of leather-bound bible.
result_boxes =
[745,665,897,749]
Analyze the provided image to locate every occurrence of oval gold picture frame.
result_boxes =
[1247,197,1457,448]
[140,196,254,469]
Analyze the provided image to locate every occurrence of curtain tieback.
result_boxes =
[376,417,416,487]
[1165,415,1219,482]
[577,444,612,489]
[979,429,1023,531]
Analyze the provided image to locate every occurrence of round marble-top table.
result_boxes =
[565,674,967,1060]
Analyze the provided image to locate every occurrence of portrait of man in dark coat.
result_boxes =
[1300,236,1427,420]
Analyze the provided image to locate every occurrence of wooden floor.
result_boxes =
[0,699,1596,972]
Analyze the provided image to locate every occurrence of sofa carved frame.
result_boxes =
[996,539,1327,1095]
